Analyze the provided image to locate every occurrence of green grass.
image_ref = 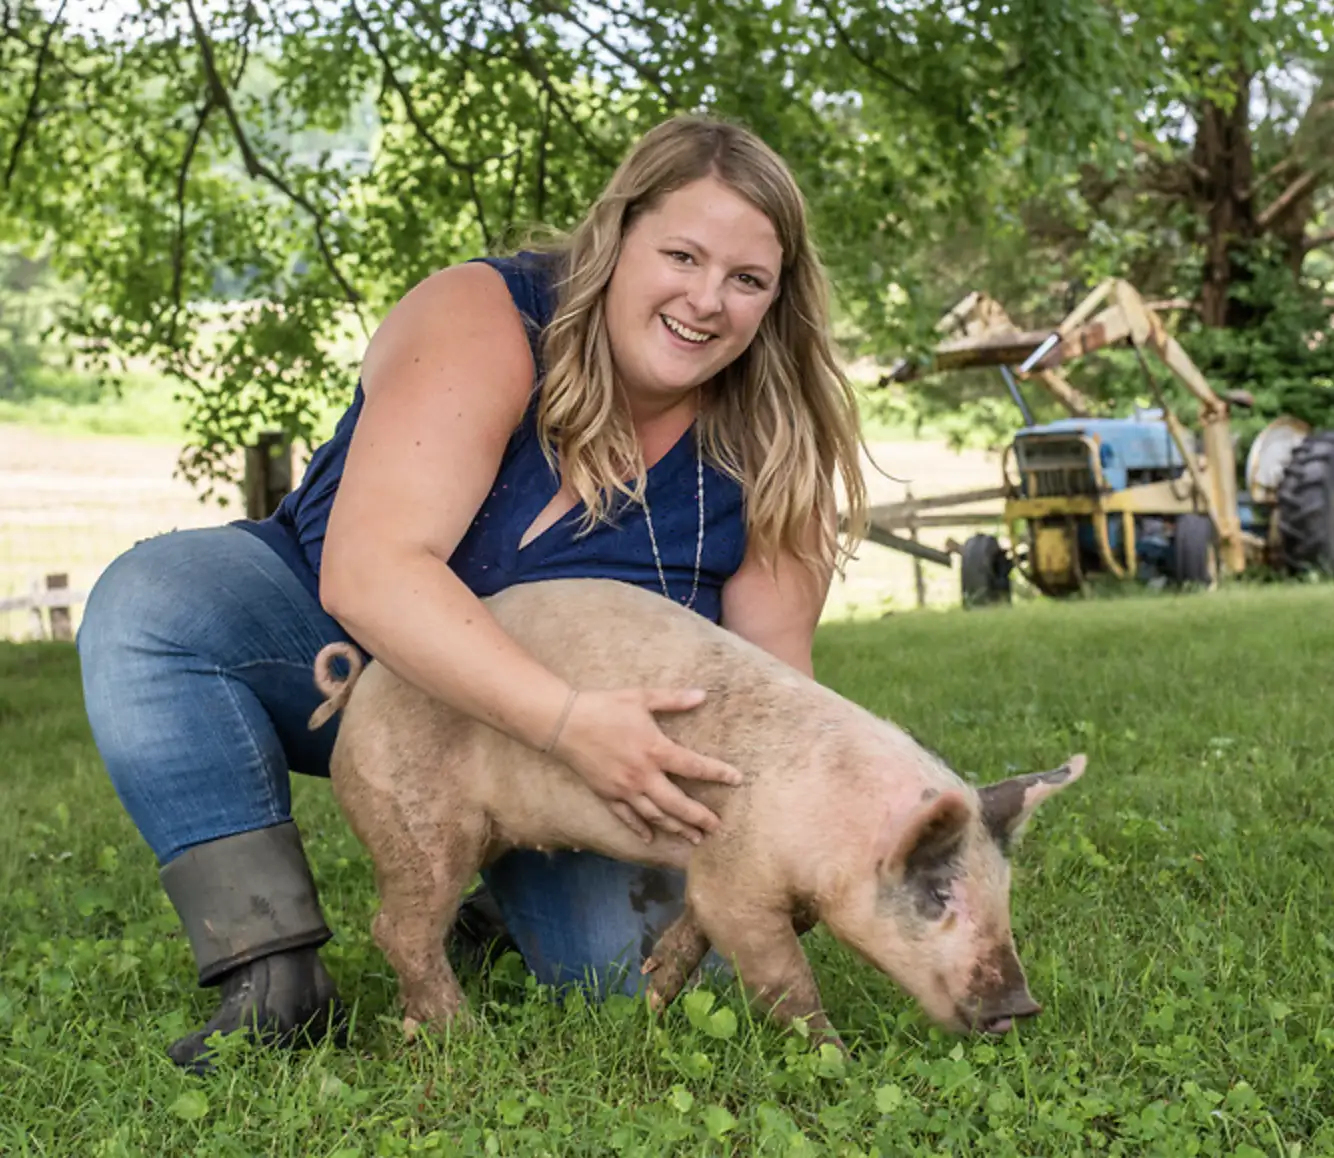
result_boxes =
[0,368,195,442]
[0,367,346,445]
[3,587,1334,1155]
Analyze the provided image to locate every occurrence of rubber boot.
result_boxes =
[449,884,520,975]
[159,821,347,1074]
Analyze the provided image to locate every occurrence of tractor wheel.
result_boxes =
[1170,513,1217,587]
[1276,431,1334,575]
[960,534,1011,608]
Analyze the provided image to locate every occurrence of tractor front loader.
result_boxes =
[863,278,1334,605]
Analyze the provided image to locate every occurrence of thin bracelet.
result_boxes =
[542,687,579,754]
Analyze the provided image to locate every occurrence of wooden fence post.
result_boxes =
[45,573,73,641]
[244,430,293,520]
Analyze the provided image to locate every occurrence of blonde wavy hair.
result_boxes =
[529,113,868,578]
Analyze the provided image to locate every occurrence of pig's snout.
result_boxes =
[958,990,1042,1035]
[956,941,1042,1034]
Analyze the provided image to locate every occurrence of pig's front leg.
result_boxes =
[642,907,711,1011]
[695,894,846,1053]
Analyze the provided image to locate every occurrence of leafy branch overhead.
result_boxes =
[0,0,1331,494]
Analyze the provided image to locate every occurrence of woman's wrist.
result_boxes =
[541,686,579,754]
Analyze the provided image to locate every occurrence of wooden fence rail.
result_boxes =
[0,573,83,641]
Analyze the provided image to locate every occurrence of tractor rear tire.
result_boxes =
[1276,431,1334,576]
[1171,513,1217,587]
[960,534,1011,608]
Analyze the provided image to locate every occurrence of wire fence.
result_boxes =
[0,426,245,641]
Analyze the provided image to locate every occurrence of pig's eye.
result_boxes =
[912,873,953,919]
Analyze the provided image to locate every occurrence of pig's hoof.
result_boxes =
[641,956,660,976]
[647,989,667,1014]
[401,1006,471,1040]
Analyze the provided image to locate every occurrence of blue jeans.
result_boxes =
[76,525,693,996]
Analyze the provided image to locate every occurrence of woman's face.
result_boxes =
[604,174,783,418]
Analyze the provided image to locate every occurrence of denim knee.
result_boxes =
[78,530,195,662]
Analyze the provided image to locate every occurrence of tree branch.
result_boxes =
[166,94,217,344]
[184,0,365,323]
[811,0,920,98]
[1133,138,1208,184]
[1303,229,1334,254]
[349,0,498,245]
[500,7,621,171]
[4,0,67,190]
[1257,168,1321,231]
[536,84,549,224]
[1245,154,1297,200]
[529,0,673,103]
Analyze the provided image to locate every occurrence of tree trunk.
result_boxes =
[1192,68,1258,328]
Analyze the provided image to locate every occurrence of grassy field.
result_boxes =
[2,584,1332,1156]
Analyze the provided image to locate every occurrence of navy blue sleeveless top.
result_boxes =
[234,251,748,625]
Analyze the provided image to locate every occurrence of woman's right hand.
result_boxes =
[549,687,744,845]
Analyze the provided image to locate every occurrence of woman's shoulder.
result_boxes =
[358,258,541,417]
[465,249,565,343]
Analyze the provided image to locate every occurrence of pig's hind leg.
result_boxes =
[367,814,489,1039]
[642,907,711,1011]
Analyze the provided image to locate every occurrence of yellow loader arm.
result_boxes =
[1015,279,1243,572]
[882,290,1097,416]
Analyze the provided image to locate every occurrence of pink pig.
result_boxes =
[309,577,1085,1048]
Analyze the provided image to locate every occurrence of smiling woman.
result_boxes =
[74,113,870,1073]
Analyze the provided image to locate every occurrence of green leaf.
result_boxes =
[815,1043,846,1079]
[704,1007,738,1040]
[74,887,114,917]
[169,1090,209,1121]
[667,1085,694,1113]
[875,1084,904,1113]
[497,1097,527,1126]
[702,1104,737,1140]
[682,989,716,1031]
[682,1051,713,1079]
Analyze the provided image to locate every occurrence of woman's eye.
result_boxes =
[667,250,693,264]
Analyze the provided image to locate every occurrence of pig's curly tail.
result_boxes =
[307,642,366,731]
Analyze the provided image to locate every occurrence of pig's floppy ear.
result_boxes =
[978,753,1087,850]
[877,790,971,880]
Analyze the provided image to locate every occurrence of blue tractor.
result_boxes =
[880,279,1334,606]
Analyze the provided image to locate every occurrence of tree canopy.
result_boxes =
[2,0,1331,490]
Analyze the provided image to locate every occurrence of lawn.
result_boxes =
[2,584,1332,1156]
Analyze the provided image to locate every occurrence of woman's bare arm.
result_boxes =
[320,263,739,842]
[719,505,836,677]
